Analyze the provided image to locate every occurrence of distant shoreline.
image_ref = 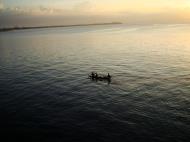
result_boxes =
[0,22,122,32]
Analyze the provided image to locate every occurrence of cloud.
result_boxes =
[0,5,59,16]
[1,0,190,27]
[0,7,31,16]
[73,1,93,12]
[0,1,97,16]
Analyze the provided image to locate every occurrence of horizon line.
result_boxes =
[0,22,122,32]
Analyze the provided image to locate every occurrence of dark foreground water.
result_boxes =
[0,24,190,142]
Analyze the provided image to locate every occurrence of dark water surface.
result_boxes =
[0,24,190,141]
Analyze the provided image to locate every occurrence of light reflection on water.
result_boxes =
[0,24,190,141]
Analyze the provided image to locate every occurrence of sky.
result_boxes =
[1,0,190,27]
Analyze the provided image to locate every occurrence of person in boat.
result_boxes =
[107,73,111,79]
[95,72,98,79]
[91,72,95,79]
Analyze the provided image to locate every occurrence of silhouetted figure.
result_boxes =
[95,72,98,79]
[91,72,95,79]
[107,73,111,79]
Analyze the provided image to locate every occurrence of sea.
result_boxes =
[0,24,190,142]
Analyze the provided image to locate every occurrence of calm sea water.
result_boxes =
[0,24,190,142]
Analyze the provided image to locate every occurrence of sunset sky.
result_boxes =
[1,0,190,27]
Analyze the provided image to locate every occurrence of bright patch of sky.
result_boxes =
[1,0,190,27]
[2,0,190,13]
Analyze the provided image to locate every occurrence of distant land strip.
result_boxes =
[0,22,122,32]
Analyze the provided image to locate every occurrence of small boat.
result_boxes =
[89,72,111,81]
